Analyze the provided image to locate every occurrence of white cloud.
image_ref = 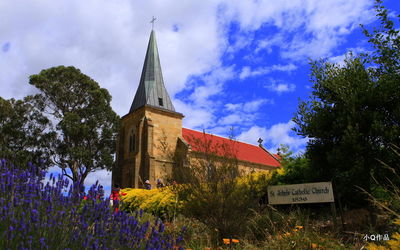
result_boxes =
[239,63,297,79]
[265,79,296,94]
[84,169,112,190]
[219,114,243,125]
[0,0,224,117]
[0,0,376,179]
[255,33,285,53]
[207,126,237,137]
[175,65,236,129]
[237,121,308,154]
[225,103,242,111]
[225,0,375,60]
[45,166,111,193]
[264,121,308,151]
[174,99,215,129]
[237,125,268,146]
[226,31,254,54]
[239,67,252,80]
[243,99,270,112]
[219,99,272,126]
[0,0,375,102]
[328,47,367,66]
[0,0,376,133]
[189,65,236,107]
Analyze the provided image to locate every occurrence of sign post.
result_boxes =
[267,182,338,230]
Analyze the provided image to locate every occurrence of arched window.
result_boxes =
[129,128,136,153]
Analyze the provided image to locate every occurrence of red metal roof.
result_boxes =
[182,128,280,167]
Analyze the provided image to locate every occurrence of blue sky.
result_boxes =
[1,0,399,192]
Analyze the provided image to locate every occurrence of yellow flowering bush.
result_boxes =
[367,219,400,250]
[237,171,275,193]
[121,186,183,219]
[120,171,277,221]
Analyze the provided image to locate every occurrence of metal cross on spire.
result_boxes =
[150,16,157,30]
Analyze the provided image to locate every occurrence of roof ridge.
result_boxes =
[182,127,267,149]
[182,127,280,167]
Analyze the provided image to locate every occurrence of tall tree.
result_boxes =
[171,133,270,245]
[29,66,120,185]
[0,96,55,167]
[293,1,400,206]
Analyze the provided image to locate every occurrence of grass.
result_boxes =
[137,206,369,249]
[120,180,398,249]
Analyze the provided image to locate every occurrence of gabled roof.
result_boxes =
[130,30,175,113]
[182,128,280,167]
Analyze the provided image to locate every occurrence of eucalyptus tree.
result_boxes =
[0,96,55,167]
[29,66,120,185]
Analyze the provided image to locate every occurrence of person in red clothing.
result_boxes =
[110,184,126,213]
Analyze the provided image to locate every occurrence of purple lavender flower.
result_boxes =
[0,159,183,249]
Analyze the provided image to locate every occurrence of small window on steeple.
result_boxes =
[158,98,163,106]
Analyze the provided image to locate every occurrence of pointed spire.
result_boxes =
[130,30,175,113]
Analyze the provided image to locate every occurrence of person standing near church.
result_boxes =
[110,184,126,213]
[144,180,152,190]
[156,178,164,188]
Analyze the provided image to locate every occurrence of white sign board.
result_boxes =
[268,182,334,205]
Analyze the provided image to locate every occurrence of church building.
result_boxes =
[112,29,281,188]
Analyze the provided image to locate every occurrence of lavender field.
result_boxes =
[0,159,184,249]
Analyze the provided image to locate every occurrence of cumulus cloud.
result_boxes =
[0,0,375,102]
[237,121,308,154]
[328,47,368,66]
[255,33,285,53]
[264,121,308,151]
[0,0,376,190]
[265,79,296,94]
[237,126,269,146]
[84,169,112,190]
[225,0,375,60]
[225,103,242,111]
[175,65,236,130]
[225,99,271,112]
[218,99,272,127]
[239,63,297,80]
[0,0,376,131]
[219,114,244,125]
[243,99,271,112]
[44,166,111,194]
[174,99,215,129]
[189,65,236,108]
[0,0,224,116]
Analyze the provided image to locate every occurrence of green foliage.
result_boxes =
[0,96,55,167]
[29,66,120,184]
[178,173,271,242]
[293,1,400,206]
[170,133,273,246]
[271,144,312,185]
[364,146,400,249]
[361,0,400,76]
[168,207,352,249]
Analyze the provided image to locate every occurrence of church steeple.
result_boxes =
[130,30,175,113]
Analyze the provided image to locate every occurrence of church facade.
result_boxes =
[112,30,280,188]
